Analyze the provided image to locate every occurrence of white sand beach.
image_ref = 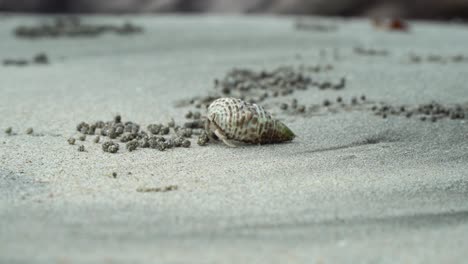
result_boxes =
[1,15,468,263]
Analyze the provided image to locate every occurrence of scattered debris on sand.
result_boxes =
[73,115,206,153]
[409,54,468,64]
[372,18,409,32]
[5,127,13,135]
[183,65,341,111]
[67,137,76,145]
[354,47,389,56]
[3,53,49,67]
[136,185,178,193]
[294,19,338,32]
[372,102,467,122]
[14,17,143,39]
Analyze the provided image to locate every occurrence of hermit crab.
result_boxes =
[206,98,295,147]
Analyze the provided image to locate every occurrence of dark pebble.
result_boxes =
[126,140,139,152]
[114,115,121,123]
[193,112,201,119]
[33,53,49,64]
[182,139,191,148]
[197,132,209,146]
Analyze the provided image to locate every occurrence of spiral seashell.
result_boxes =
[206,98,295,147]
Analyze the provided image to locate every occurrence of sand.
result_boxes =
[1,15,468,263]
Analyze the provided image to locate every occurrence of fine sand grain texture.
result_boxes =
[1,15,468,263]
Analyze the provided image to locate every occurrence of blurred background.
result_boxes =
[1,0,468,20]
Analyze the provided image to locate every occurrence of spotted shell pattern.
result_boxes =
[207,98,295,145]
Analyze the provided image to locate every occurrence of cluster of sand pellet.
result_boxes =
[68,115,209,153]
[2,53,49,67]
[14,17,142,39]
[185,65,343,110]
[372,102,468,121]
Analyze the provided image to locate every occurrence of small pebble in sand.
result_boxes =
[78,145,85,152]
[420,116,427,121]
[319,82,331,90]
[147,124,161,135]
[183,120,205,129]
[336,96,342,103]
[33,53,49,64]
[382,114,387,119]
[323,99,331,106]
[76,122,88,132]
[139,137,149,148]
[112,172,117,178]
[79,135,86,141]
[197,131,209,146]
[297,105,306,113]
[177,128,192,138]
[126,139,139,152]
[164,139,175,149]
[360,95,366,101]
[173,137,185,147]
[280,103,288,110]
[406,112,413,118]
[67,137,75,145]
[181,139,191,148]
[155,141,166,151]
[120,132,135,143]
[102,141,119,153]
[108,144,119,153]
[108,127,118,139]
[291,99,298,109]
[168,118,175,128]
[351,97,358,105]
[185,111,193,119]
[26,127,33,135]
[5,127,12,135]
[160,126,170,135]
[114,115,122,123]
[193,112,201,119]
[334,77,346,90]
[93,136,100,143]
